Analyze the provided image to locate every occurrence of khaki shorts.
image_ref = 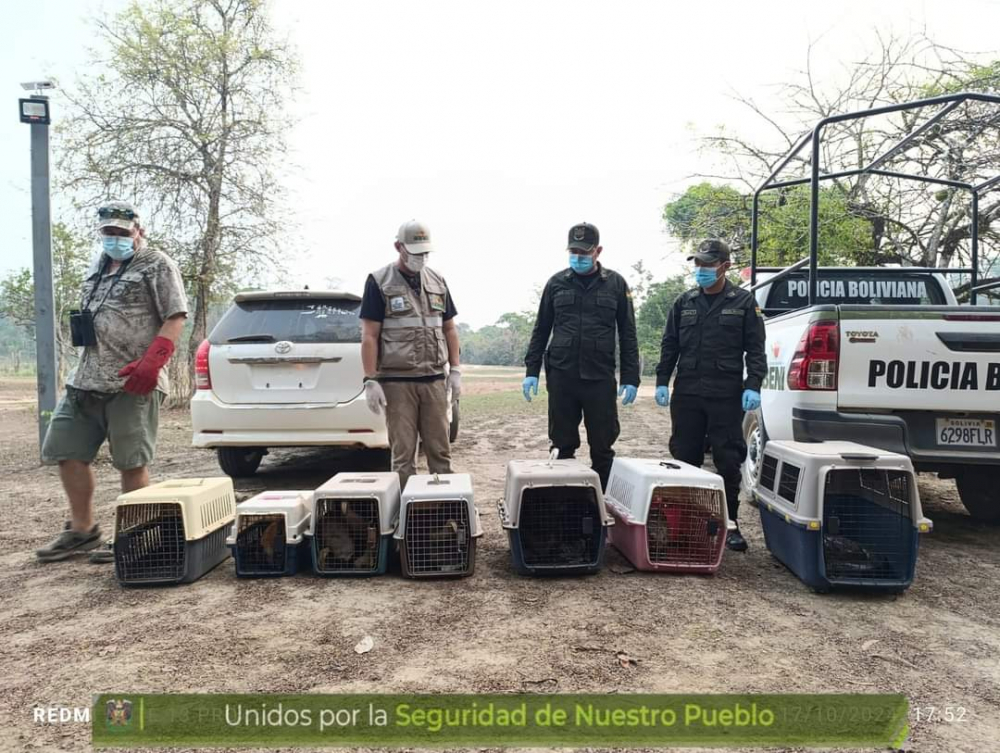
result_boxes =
[41,386,162,471]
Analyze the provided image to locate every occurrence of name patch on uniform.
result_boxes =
[390,296,409,313]
[721,309,744,316]
[428,293,445,312]
[681,309,698,317]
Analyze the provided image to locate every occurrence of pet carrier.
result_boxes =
[397,473,482,578]
[754,441,932,592]
[227,491,312,577]
[310,473,400,576]
[114,477,235,586]
[605,458,732,573]
[498,458,613,575]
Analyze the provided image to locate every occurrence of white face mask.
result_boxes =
[405,252,427,272]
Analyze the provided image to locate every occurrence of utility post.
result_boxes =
[19,82,58,457]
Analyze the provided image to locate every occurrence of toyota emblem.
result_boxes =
[275,341,292,354]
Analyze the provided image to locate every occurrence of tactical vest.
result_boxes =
[373,263,450,378]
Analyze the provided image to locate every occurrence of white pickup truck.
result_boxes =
[743,267,1000,522]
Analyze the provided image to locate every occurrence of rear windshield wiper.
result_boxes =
[226,334,276,343]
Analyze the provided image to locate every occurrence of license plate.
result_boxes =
[936,418,997,447]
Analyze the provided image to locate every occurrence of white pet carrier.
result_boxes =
[605,458,732,573]
[114,477,235,585]
[310,473,400,575]
[498,458,613,575]
[754,441,932,591]
[227,490,311,577]
[397,473,482,577]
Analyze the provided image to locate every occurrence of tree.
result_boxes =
[0,224,93,384]
[695,34,1000,287]
[635,274,689,376]
[58,0,297,403]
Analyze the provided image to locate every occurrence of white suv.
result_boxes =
[192,290,458,477]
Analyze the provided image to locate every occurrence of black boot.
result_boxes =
[726,526,748,552]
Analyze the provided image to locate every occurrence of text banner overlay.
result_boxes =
[93,693,909,748]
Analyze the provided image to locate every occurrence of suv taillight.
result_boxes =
[195,339,212,390]
[787,321,839,391]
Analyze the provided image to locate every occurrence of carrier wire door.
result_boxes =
[311,473,400,576]
[397,473,481,578]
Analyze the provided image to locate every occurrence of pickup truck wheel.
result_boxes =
[956,467,1000,524]
[741,410,766,506]
[217,447,264,477]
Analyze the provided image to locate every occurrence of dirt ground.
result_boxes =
[1,369,998,753]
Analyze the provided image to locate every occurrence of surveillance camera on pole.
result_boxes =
[18,79,58,457]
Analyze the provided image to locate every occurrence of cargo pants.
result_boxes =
[382,378,453,491]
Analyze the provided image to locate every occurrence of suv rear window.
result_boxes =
[209,298,362,344]
[765,272,946,311]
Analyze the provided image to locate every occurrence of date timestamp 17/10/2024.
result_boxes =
[913,706,968,723]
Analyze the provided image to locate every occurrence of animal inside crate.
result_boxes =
[227,490,312,577]
[114,477,235,586]
[396,473,481,578]
[498,459,613,575]
[754,440,932,592]
[311,473,400,576]
[605,458,731,573]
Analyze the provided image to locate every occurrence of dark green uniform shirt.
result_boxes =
[525,265,641,385]
[656,280,766,398]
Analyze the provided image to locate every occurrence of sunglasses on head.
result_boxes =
[97,207,137,221]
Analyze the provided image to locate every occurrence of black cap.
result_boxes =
[567,222,600,252]
[687,238,731,264]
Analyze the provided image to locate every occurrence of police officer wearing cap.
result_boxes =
[654,239,766,551]
[360,220,461,490]
[523,223,640,491]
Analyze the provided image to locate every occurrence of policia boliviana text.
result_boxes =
[523,222,640,491]
[360,220,462,490]
[655,239,767,552]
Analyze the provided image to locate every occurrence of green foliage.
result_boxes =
[0,223,93,381]
[461,311,536,366]
[662,183,875,269]
[635,275,690,376]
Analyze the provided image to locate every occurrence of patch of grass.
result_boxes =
[461,389,548,416]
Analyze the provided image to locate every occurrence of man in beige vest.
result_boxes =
[360,220,461,489]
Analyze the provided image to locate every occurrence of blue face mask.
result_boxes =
[569,253,594,274]
[694,266,720,289]
[103,236,135,261]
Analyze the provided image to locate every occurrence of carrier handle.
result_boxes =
[839,453,880,462]
[659,461,681,470]
[427,473,451,486]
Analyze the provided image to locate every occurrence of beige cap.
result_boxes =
[97,200,140,232]
[396,219,435,255]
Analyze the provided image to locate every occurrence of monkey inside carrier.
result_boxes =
[754,441,932,592]
[114,477,235,586]
[605,458,731,573]
[396,473,482,578]
[498,457,613,575]
[227,491,312,577]
[310,473,400,576]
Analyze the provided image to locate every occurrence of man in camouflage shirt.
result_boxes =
[36,200,188,562]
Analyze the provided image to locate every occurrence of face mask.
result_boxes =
[569,253,594,274]
[102,236,135,261]
[405,252,426,272]
[694,266,720,288]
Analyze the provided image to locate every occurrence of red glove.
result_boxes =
[119,336,175,395]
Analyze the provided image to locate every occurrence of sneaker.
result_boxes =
[726,527,748,552]
[36,522,101,562]
[88,539,115,564]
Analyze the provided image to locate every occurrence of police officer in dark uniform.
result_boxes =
[654,239,766,551]
[523,222,640,491]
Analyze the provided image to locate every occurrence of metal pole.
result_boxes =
[750,191,760,287]
[29,97,58,457]
[970,191,979,306]
[808,124,823,305]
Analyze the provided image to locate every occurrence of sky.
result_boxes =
[2,0,999,328]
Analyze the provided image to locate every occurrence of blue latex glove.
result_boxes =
[619,384,637,406]
[655,385,670,407]
[522,376,539,402]
[742,389,761,411]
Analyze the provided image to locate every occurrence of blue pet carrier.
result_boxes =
[754,441,932,592]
